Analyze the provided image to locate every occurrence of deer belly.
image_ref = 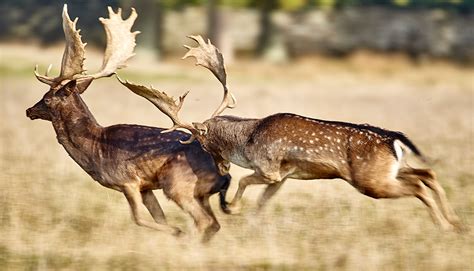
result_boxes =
[286,160,342,180]
[229,152,252,169]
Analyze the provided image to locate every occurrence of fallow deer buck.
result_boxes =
[120,35,465,232]
[26,6,232,242]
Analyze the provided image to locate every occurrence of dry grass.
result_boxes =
[1,43,473,270]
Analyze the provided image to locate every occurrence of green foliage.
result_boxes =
[221,0,256,8]
[279,0,308,11]
[162,0,202,9]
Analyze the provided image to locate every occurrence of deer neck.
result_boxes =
[204,116,260,168]
[51,94,103,170]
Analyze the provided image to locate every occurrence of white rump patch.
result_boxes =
[389,160,400,179]
[393,140,403,162]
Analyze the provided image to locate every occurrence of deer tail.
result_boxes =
[392,132,431,164]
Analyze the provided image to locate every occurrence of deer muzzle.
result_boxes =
[26,100,51,121]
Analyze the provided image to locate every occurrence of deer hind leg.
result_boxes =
[228,173,269,214]
[197,196,221,243]
[173,194,217,243]
[141,190,167,224]
[357,176,452,230]
[256,179,287,214]
[399,168,465,232]
[352,155,454,231]
[363,164,457,231]
[412,181,454,231]
[122,184,183,236]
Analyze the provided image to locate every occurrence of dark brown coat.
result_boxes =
[27,80,231,242]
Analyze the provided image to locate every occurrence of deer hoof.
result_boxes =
[172,227,185,237]
[227,202,242,215]
[452,221,469,234]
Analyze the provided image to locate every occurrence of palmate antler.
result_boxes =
[34,4,86,85]
[34,4,139,89]
[183,35,236,117]
[119,35,236,144]
[117,77,197,143]
[90,7,139,79]
[60,5,87,80]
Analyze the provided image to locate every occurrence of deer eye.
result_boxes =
[44,97,52,106]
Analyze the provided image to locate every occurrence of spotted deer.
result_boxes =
[26,6,232,242]
[120,35,464,232]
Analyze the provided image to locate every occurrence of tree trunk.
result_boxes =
[256,0,276,57]
[132,0,164,59]
[207,0,234,63]
[154,0,164,58]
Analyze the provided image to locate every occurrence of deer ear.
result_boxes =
[193,122,208,135]
[59,80,77,96]
[75,77,93,94]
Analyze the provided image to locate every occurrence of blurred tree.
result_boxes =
[0,0,472,56]
[127,0,165,59]
[256,0,278,56]
[279,0,307,11]
[332,0,473,11]
[0,0,120,45]
[207,0,220,43]
[208,0,234,63]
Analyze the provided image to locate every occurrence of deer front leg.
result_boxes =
[256,179,287,214]
[228,173,269,214]
[141,190,167,224]
[123,184,182,236]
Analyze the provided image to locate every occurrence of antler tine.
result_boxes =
[60,4,87,79]
[90,7,140,79]
[183,35,236,118]
[117,76,197,143]
[34,64,55,85]
[33,4,86,86]
[45,64,53,77]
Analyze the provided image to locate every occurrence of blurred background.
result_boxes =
[2,0,474,62]
[1,0,473,270]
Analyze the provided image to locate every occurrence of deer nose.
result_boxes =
[26,108,35,119]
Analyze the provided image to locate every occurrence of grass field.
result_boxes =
[1,43,473,270]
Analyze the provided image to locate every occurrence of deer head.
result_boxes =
[118,35,235,145]
[26,5,139,121]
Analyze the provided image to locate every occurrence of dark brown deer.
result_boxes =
[26,6,232,242]
[120,36,464,232]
